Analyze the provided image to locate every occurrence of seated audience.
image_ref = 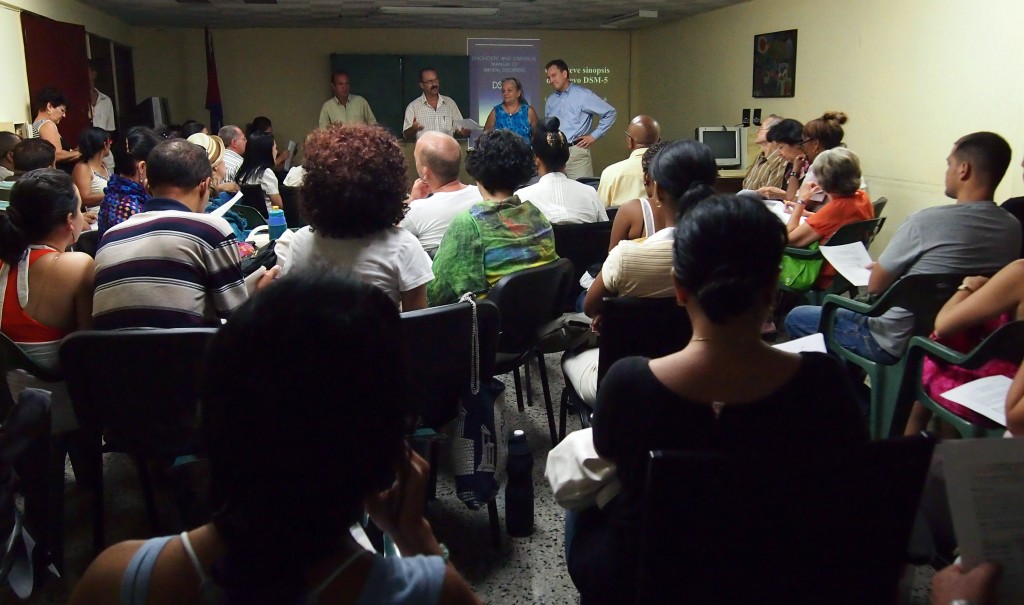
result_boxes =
[401,131,481,255]
[70,273,483,605]
[784,147,874,288]
[71,126,111,210]
[3,139,58,202]
[797,111,865,207]
[563,139,717,405]
[429,129,557,306]
[515,117,608,224]
[275,124,433,310]
[246,116,289,168]
[0,131,20,180]
[180,120,207,138]
[903,259,1024,435]
[786,132,1021,362]
[93,140,276,329]
[217,124,246,183]
[236,132,283,214]
[741,114,786,191]
[606,141,670,250]
[28,88,80,164]
[758,118,804,201]
[1,170,93,432]
[1000,156,1024,258]
[97,127,161,239]
[597,114,661,207]
[190,132,239,198]
[566,194,867,605]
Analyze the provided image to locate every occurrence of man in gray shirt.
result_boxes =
[785,131,1022,362]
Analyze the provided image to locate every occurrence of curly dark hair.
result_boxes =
[465,129,534,194]
[300,124,408,238]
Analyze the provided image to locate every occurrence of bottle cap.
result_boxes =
[513,429,525,437]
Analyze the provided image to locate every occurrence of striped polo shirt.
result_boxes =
[93,198,248,330]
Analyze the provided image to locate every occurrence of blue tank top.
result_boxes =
[493,102,532,145]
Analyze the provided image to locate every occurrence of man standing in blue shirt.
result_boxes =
[544,59,617,179]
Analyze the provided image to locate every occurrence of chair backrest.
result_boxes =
[232,203,267,228]
[882,273,975,335]
[0,332,62,414]
[238,184,269,218]
[278,185,307,228]
[576,176,600,189]
[597,296,692,385]
[75,229,99,258]
[638,435,935,605]
[605,206,618,223]
[872,196,888,217]
[552,221,612,310]
[486,258,574,354]
[401,300,499,428]
[59,329,217,455]
[825,217,884,247]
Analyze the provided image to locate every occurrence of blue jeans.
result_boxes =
[785,305,900,364]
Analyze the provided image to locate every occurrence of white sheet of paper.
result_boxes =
[818,242,873,287]
[940,375,1013,426]
[763,199,807,225]
[772,333,826,354]
[456,118,483,131]
[940,437,1024,603]
[283,140,297,171]
[210,191,244,218]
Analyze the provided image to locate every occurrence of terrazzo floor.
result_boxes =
[10,353,935,604]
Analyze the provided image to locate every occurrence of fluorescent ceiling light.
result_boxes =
[379,6,499,16]
[601,9,658,29]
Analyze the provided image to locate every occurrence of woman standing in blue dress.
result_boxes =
[483,77,539,145]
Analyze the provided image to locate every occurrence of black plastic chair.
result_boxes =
[74,229,99,258]
[238,184,269,218]
[401,300,501,545]
[487,258,573,446]
[576,176,600,190]
[901,320,1024,438]
[279,185,307,228]
[552,221,612,311]
[821,273,975,439]
[559,296,691,440]
[638,435,935,605]
[605,206,618,223]
[872,196,888,218]
[60,328,217,553]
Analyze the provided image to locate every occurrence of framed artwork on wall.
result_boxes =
[753,29,797,98]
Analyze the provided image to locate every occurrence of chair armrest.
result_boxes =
[904,335,966,366]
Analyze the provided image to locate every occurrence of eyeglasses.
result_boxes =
[624,131,635,142]
[800,138,816,146]
[421,78,439,85]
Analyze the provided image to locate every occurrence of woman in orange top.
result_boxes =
[785,148,873,289]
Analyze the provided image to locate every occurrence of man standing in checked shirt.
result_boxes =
[544,59,617,179]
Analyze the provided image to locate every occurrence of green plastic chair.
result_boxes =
[232,203,267,228]
[901,320,1024,439]
[820,272,970,439]
[779,217,886,306]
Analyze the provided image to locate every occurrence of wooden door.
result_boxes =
[20,11,90,149]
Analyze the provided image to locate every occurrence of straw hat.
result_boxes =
[187,132,225,167]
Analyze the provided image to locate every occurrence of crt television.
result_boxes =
[696,126,744,168]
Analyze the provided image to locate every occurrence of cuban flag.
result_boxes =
[205,28,223,132]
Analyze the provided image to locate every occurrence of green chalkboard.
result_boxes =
[329,54,470,139]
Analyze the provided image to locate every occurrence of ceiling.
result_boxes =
[77,0,750,30]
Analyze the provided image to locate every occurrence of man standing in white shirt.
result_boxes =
[403,68,470,140]
[89,60,116,172]
[318,70,377,128]
[400,132,480,255]
[217,125,246,183]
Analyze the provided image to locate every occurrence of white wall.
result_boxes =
[638,0,1024,250]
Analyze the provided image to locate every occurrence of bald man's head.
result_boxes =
[415,131,462,186]
[626,115,661,149]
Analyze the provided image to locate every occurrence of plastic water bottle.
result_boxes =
[268,206,288,241]
[505,429,534,536]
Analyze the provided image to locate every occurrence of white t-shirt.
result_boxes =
[400,185,481,254]
[514,172,608,224]
[241,167,279,213]
[275,226,434,306]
